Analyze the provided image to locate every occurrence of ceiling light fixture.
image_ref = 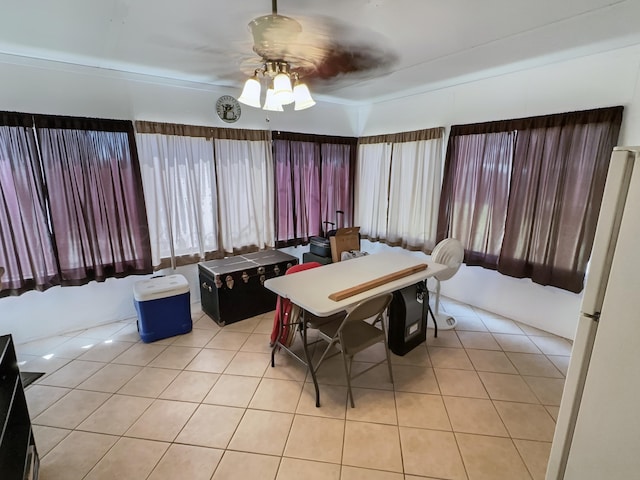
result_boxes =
[238,60,316,112]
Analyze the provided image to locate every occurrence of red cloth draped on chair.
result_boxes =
[270,262,322,347]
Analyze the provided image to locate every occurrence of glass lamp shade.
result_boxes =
[263,88,284,111]
[238,77,262,108]
[293,83,316,110]
[272,73,294,105]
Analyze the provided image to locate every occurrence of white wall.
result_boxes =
[2,44,640,343]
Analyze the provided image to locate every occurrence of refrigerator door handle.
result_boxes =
[582,311,600,321]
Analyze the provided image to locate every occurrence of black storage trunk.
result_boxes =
[198,250,298,326]
[388,283,428,356]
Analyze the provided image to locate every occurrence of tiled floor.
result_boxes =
[17,297,572,480]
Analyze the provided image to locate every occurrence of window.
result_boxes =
[0,112,152,296]
[437,106,623,292]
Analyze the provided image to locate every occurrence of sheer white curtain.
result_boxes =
[387,138,442,250]
[136,133,219,268]
[354,142,392,241]
[215,138,275,253]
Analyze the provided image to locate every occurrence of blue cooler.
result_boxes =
[134,274,192,343]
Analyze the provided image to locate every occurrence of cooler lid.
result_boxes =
[134,274,190,301]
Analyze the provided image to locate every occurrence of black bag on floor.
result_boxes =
[388,282,430,356]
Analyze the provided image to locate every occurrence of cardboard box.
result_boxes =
[330,227,361,262]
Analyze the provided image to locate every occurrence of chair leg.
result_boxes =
[384,343,394,384]
[341,353,355,408]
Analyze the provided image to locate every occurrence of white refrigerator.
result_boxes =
[546,146,640,479]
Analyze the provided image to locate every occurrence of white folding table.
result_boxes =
[264,251,448,407]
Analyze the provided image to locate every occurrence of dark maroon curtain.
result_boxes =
[0,112,59,296]
[438,106,623,292]
[34,114,152,285]
[273,132,357,247]
[498,108,623,292]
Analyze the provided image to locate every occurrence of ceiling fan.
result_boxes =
[238,0,397,111]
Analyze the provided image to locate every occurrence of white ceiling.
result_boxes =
[1,0,639,105]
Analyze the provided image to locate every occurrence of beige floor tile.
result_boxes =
[478,372,539,403]
[347,388,397,424]
[350,362,394,391]
[352,341,388,363]
[395,392,451,430]
[494,401,557,441]
[453,315,489,332]
[212,451,280,480]
[523,376,565,406]
[20,356,70,377]
[26,385,71,418]
[493,334,541,354]
[241,333,273,353]
[206,330,250,350]
[516,322,556,337]
[477,313,525,334]
[170,328,217,348]
[193,316,223,332]
[265,351,308,382]
[399,426,466,479]
[341,465,404,479]
[228,409,293,455]
[514,439,552,480]
[175,404,245,448]
[443,396,508,437]
[429,347,474,370]
[392,365,440,394]
[255,316,276,335]
[467,349,518,374]
[426,330,462,348]
[186,348,236,373]
[435,368,489,399]
[32,425,71,457]
[33,389,110,429]
[457,331,502,350]
[545,405,560,421]
[77,363,142,393]
[124,398,198,441]
[220,316,262,333]
[38,360,106,388]
[456,432,531,480]
[84,436,169,480]
[296,383,347,419]
[284,415,345,463]
[343,421,403,472]
[528,336,573,356]
[314,355,349,386]
[112,342,167,366]
[39,431,118,480]
[148,444,223,480]
[81,322,134,341]
[76,340,134,363]
[441,299,477,316]
[148,345,201,369]
[389,344,431,366]
[17,335,78,356]
[203,374,260,407]
[546,355,570,376]
[49,336,108,360]
[77,394,153,435]
[224,351,271,377]
[159,370,219,402]
[109,323,141,343]
[117,367,180,397]
[507,352,564,378]
[249,378,304,412]
[277,457,341,480]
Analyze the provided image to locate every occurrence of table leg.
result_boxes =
[300,314,321,407]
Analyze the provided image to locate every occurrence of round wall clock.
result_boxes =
[216,95,241,123]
